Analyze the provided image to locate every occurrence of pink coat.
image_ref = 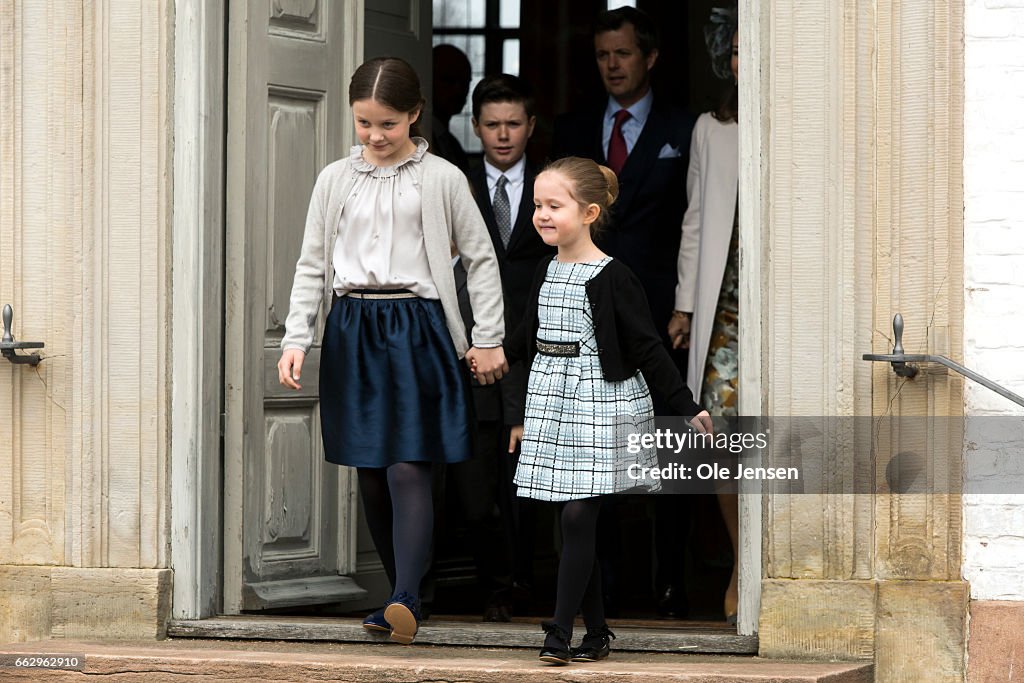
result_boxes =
[675,112,739,400]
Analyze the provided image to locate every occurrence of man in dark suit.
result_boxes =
[551,7,696,619]
[450,74,555,620]
[551,7,693,343]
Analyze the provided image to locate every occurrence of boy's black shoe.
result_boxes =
[656,583,689,619]
[482,589,513,622]
[570,625,616,662]
[538,620,572,665]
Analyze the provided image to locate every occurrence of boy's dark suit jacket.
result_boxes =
[467,161,554,336]
[457,161,555,426]
[454,258,501,422]
[551,97,695,332]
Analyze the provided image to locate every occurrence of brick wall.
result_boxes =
[962,0,1024,601]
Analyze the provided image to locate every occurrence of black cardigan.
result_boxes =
[507,257,701,423]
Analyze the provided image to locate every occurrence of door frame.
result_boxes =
[736,0,766,637]
[170,0,228,619]
[171,0,766,634]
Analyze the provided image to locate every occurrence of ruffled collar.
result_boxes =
[350,137,429,178]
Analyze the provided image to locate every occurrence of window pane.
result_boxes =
[434,0,486,28]
[502,39,520,76]
[607,0,636,9]
[500,0,520,29]
[431,34,485,71]
[450,79,483,153]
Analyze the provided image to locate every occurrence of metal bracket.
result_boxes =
[863,313,1024,407]
[1,304,44,366]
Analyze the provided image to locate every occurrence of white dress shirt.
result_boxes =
[484,156,527,233]
[601,89,654,159]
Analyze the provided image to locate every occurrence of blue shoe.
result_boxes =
[362,607,389,633]
[383,591,421,645]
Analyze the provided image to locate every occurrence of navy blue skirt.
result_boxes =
[319,292,473,468]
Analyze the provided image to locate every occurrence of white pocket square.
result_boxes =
[657,143,682,159]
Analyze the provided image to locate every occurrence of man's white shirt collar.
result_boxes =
[604,89,654,127]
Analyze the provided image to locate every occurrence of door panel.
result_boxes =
[224,0,362,613]
[365,0,432,137]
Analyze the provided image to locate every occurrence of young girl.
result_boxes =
[278,57,507,646]
[508,157,712,665]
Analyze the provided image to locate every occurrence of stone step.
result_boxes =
[168,615,760,654]
[0,639,873,682]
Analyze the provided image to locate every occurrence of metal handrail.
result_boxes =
[863,313,1024,407]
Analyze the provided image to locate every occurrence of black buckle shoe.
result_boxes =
[538,621,572,665]
[570,625,616,662]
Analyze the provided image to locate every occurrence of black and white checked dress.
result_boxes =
[514,257,661,501]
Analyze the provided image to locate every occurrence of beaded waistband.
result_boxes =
[536,339,581,357]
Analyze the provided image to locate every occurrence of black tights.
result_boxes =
[357,462,434,598]
[552,497,606,637]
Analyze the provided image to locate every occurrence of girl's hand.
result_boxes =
[508,425,524,453]
[465,346,509,385]
[668,311,691,349]
[277,348,306,390]
[689,410,713,435]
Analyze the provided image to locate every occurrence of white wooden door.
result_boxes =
[223,0,363,613]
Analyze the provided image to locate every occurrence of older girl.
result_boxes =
[278,57,506,645]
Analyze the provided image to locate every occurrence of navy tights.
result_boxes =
[357,462,434,598]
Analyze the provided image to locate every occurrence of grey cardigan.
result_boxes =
[281,151,505,357]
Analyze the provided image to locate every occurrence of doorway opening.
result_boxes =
[196,0,759,648]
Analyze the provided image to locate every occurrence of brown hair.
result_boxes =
[348,57,427,136]
[714,83,738,123]
[595,7,659,57]
[542,157,619,236]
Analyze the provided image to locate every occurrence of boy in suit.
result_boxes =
[450,74,555,621]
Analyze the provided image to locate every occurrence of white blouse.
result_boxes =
[332,137,439,299]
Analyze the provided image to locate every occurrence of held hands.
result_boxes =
[465,346,509,385]
[277,349,306,390]
[689,410,713,435]
[508,425,524,453]
[668,311,691,350]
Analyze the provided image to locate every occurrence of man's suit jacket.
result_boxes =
[551,97,695,331]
